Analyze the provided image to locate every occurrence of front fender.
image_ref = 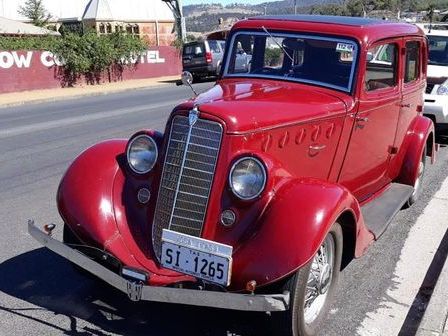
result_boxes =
[57,138,193,285]
[231,178,371,289]
[397,115,434,186]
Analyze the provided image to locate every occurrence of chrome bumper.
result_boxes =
[28,220,289,312]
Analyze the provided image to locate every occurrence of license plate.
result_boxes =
[161,229,232,286]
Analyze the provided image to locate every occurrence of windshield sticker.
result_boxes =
[336,43,354,53]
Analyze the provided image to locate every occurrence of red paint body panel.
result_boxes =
[56,17,431,292]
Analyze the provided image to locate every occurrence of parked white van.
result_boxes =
[419,24,448,131]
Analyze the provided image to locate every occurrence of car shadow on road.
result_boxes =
[0,248,271,336]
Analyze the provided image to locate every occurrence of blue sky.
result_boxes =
[183,0,274,5]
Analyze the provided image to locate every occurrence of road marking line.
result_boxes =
[0,102,173,139]
[357,176,448,336]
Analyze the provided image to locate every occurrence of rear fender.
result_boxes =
[397,115,435,186]
[231,178,372,289]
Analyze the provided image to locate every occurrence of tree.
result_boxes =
[18,0,51,27]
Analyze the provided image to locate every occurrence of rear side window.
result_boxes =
[405,41,420,83]
[183,43,205,56]
[208,40,221,53]
[365,43,398,91]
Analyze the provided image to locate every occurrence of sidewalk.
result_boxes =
[0,75,180,107]
[417,256,448,336]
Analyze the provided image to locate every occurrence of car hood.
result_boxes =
[185,79,348,134]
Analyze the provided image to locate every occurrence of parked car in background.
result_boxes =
[182,39,225,81]
[30,16,434,336]
[419,24,448,132]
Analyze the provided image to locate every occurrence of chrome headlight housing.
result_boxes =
[229,157,267,200]
[437,79,448,95]
[127,135,158,174]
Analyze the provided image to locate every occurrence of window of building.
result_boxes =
[365,43,397,91]
[106,23,112,34]
[405,41,420,83]
[132,25,140,36]
[99,23,105,34]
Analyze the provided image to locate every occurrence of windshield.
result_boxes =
[428,35,448,66]
[224,31,358,92]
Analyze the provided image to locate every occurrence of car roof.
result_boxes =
[233,15,424,46]
[249,15,383,26]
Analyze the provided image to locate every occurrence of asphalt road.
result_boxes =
[0,81,447,336]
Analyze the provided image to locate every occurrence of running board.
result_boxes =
[361,183,414,239]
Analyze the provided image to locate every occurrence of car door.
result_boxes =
[389,38,426,177]
[338,40,402,201]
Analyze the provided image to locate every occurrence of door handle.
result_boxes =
[309,144,326,151]
[355,116,369,122]
[400,103,411,108]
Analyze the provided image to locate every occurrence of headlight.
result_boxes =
[229,157,266,200]
[437,79,448,95]
[127,135,158,174]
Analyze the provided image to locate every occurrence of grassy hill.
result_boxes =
[183,1,335,33]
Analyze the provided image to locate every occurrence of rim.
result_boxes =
[303,234,335,325]
[412,159,425,198]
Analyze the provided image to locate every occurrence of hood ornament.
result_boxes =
[189,107,200,126]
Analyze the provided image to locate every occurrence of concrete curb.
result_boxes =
[416,256,448,336]
[0,76,180,108]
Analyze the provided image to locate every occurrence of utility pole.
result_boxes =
[162,0,186,42]
[294,0,297,14]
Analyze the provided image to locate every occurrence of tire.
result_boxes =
[271,222,343,336]
[406,146,427,207]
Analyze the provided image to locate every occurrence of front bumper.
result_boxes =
[424,94,448,125]
[28,220,289,312]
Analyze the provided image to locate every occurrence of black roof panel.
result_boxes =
[249,15,387,26]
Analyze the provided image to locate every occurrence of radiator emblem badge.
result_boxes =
[189,107,199,126]
[127,281,143,301]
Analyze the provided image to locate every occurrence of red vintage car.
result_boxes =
[29,15,434,336]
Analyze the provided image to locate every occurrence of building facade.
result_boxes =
[0,0,176,46]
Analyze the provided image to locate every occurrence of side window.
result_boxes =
[405,41,420,83]
[365,43,397,91]
[208,41,221,53]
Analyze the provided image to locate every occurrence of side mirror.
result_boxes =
[181,71,194,86]
[180,71,197,97]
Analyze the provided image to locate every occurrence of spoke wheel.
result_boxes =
[272,222,343,336]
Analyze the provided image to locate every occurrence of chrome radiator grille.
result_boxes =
[152,114,223,258]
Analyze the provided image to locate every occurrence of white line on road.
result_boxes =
[357,178,448,335]
[0,101,173,139]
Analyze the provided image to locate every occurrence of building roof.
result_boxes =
[83,0,174,22]
[0,0,174,22]
[0,16,60,35]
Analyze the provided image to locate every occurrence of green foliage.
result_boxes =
[264,48,283,66]
[0,36,57,50]
[18,0,51,27]
[51,31,147,85]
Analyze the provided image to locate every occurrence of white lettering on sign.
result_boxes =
[0,49,165,69]
[0,51,15,69]
[14,51,33,68]
[40,51,64,67]
[0,51,33,69]
[147,50,165,63]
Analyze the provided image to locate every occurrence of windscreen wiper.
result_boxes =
[261,26,294,63]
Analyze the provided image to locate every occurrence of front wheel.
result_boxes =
[272,222,343,336]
